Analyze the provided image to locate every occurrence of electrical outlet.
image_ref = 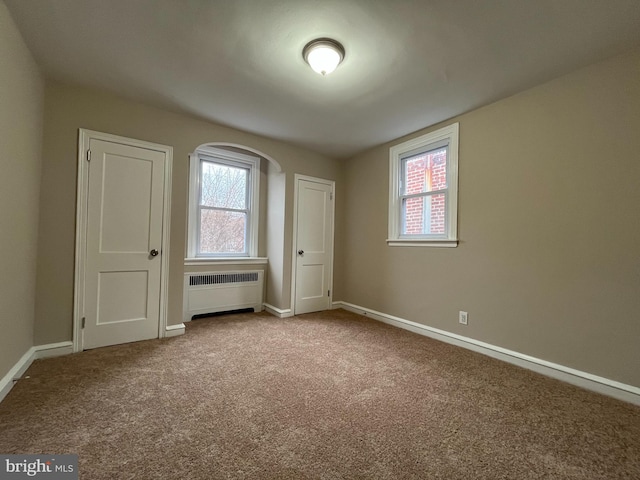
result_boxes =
[459,311,468,325]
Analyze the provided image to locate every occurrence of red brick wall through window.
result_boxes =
[403,148,447,235]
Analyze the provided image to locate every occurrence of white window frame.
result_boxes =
[388,122,459,247]
[187,146,260,258]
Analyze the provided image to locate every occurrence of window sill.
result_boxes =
[386,239,458,248]
[184,257,268,266]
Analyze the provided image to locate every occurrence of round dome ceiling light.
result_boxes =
[302,38,345,76]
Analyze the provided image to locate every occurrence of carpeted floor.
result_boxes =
[1,309,639,479]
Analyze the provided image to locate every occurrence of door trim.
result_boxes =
[73,129,173,352]
[290,174,335,315]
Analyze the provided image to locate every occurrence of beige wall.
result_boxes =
[340,49,640,388]
[0,2,44,378]
[265,164,287,309]
[37,81,342,344]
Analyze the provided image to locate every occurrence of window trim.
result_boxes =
[388,123,459,248]
[187,146,260,258]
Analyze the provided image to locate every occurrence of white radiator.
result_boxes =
[183,271,264,322]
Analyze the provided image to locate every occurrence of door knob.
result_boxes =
[150,249,159,257]
[298,250,304,256]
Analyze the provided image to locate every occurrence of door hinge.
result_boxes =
[330,191,333,200]
[81,317,86,329]
[86,150,91,162]
[328,290,331,297]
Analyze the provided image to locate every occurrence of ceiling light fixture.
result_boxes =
[302,38,345,76]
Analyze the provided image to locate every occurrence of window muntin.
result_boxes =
[388,123,459,247]
[188,147,259,257]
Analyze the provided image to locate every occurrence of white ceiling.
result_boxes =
[6,0,640,159]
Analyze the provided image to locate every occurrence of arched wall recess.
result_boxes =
[194,142,282,173]
[186,142,289,313]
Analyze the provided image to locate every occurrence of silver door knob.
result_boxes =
[150,249,159,257]
[298,250,304,255]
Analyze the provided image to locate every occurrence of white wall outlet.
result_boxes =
[459,311,468,325]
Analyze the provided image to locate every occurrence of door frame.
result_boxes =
[73,129,173,352]
[290,174,335,315]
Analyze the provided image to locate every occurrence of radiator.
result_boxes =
[183,271,264,322]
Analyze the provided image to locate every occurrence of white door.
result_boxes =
[83,137,167,349]
[294,177,334,315]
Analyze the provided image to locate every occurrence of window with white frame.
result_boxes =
[388,123,459,247]
[187,146,260,257]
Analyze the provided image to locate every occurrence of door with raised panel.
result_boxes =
[83,137,167,349]
[294,177,334,315]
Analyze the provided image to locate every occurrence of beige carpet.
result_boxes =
[1,309,638,479]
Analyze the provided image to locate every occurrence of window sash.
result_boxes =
[197,209,248,256]
[199,159,250,210]
[399,191,449,238]
[399,142,449,197]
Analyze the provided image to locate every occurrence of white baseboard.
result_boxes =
[263,303,294,318]
[333,301,640,406]
[165,323,185,337]
[34,341,73,359]
[0,348,34,403]
[0,341,73,403]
